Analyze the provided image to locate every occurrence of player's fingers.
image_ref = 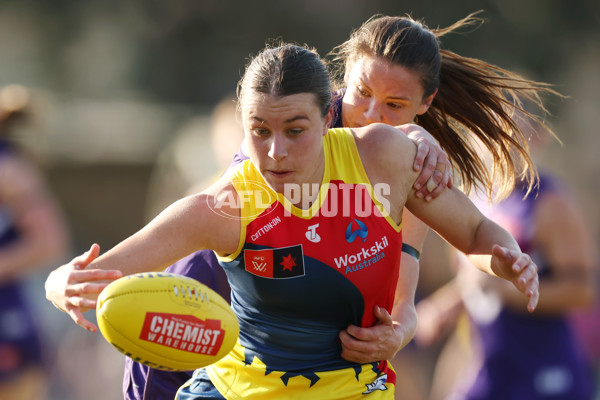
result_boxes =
[527,276,540,312]
[66,306,97,332]
[69,295,98,310]
[65,281,115,296]
[413,145,437,195]
[512,253,533,274]
[345,324,374,342]
[339,329,364,350]
[340,348,373,364]
[413,139,429,172]
[70,269,122,284]
[420,161,444,197]
[72,243,101,270]
[517,263,538,290]
[339,333,376,361]
[373,305,393,325]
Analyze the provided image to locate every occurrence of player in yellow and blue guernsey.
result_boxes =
[46,43,541,400]
[202,128,403,398]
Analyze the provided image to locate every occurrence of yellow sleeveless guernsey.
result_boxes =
[201,128,403,399]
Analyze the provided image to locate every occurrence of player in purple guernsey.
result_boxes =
[0,86,70,400]
[414,101,597,399]
[458,173,596,400]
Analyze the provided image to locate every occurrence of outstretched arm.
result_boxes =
[407,186,539,312]
[45,182,240,331]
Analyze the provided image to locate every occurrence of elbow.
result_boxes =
[465,217,488,255]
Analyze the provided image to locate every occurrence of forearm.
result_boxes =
[391,254,419,350]
[89,199,207,275]
[467,218,520,277]
[391,300,417,350]
[401,208,428,253]
[87,193,238,275]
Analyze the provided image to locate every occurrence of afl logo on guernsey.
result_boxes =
[207,179,277,221]
[345,219,368,243]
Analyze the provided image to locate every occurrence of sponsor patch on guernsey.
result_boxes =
[334,236,389,275]
[244,245,305,279]
[139,313,225,355]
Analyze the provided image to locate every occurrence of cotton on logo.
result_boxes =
[305,223,321,243]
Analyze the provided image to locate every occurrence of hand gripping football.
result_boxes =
[96,272,239,371]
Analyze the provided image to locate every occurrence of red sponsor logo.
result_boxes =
[139,313,225,356]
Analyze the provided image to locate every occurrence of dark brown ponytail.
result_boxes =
[331,11,561,199]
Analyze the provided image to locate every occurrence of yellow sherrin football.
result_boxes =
[96,272,238,371]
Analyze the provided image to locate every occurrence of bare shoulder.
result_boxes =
[190,176,240,226]
[170,176,241,255]
[353,123,418,184]
[352,124,419,222]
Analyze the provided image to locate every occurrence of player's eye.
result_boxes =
[357,85,370,97]
[252,128,270,136]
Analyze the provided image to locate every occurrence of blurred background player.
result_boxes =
[415,107,598,400]
[0,84,70,400]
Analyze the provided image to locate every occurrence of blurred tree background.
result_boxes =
[0,1,598,398]
[1,0,598,248]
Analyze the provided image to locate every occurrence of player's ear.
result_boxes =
[323,107,333,136]
[417,89,438,115]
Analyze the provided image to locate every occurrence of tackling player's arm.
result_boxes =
[405,182,539,312]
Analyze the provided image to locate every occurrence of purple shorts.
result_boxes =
[123,250,230,400]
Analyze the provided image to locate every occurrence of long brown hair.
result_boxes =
[330,12,561,199]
